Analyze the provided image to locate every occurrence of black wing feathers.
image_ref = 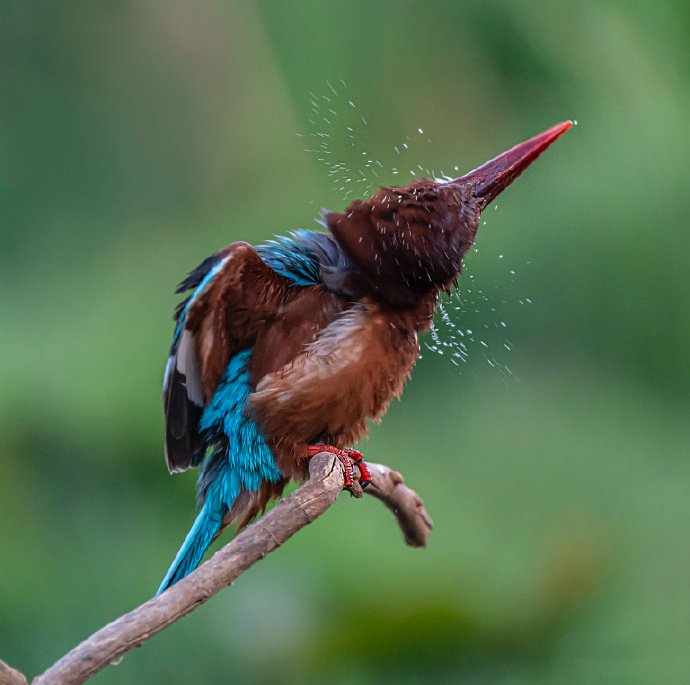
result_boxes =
[164,367,205,472]
[175,249,230,294]
[163,247,228,473]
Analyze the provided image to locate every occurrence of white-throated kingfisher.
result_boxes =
[157,121,572,593]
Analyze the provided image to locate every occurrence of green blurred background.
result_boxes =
[1,1,689,683]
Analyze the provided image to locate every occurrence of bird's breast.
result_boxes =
[248,286,347,385]
[249,298,427,475]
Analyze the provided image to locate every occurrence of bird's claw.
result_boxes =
[346,449,372,489]
[305,445,372,492]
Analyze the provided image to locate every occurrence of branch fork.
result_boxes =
[2,453,432,685]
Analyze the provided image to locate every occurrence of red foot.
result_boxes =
[305,445,372,491]
[346,449,372,489]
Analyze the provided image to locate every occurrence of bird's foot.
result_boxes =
[305,445,372,492]
[346,448,372,490]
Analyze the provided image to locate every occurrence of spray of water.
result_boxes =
[424,246,533,383]
[298,79,433,202]
[299,81,532,380]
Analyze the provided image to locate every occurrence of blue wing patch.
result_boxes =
[256,229,351,287]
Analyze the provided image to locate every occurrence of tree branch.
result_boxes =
[364,461,433,547]
[0,660,28,685]
[6,453,431,685]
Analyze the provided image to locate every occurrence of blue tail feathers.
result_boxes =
[157,348,282,595]
[156,497,226,594]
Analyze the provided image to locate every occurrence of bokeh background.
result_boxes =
[1,1,689,683]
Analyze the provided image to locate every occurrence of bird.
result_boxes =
[157,120,572,594]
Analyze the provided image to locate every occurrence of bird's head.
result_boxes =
[324,121,572,308]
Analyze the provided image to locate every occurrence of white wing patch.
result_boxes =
[176,330,204,406]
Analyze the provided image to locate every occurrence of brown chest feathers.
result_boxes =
[249,292,435,477]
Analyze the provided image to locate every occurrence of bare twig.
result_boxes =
[0,660,28,685]
[5,453,431,685]
[365,462,433,546]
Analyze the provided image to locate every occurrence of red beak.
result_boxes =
[455,120,573,205]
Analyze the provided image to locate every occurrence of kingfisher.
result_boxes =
[157,121,572,594]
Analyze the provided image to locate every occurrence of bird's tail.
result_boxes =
[156,497,227,595]
[157,349,285,595]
